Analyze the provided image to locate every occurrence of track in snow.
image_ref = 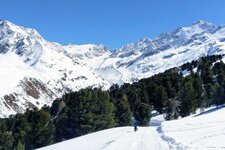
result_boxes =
[128,127,168,150]
[103,127,169,150]
[40,126,169,150]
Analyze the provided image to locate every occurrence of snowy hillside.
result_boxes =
[0,20,109,117]
[1,20,225,117]
[161,106,225,149]
[39,106,225,150]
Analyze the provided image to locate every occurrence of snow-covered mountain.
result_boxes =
[39,106,225,150]
[0,20,109,117]
[97,20,225,84]
[1,20,225,117]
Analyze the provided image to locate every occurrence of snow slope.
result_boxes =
[39,107,225,150]
[161,106,225,150]
[39,127,169,150]
[1,20,225,117]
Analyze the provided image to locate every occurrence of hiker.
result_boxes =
[134,120,138,131]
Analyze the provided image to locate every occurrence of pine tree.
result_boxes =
[153,86,168,114]
[141,88,150,104]
[114,94,131,126]
[164,97,180,120]
[54,108,70,142]
[165,81,176,99]
[217,72,225,85]
[178,81,197,117]
[25,110,55,150]
[213,83,225,107]
[164,99,173,120]
[201,66,213,85]
[128,90,139,111]
[16,140,24,150]
[0,132,14,150]
[92,89,115,130]
[192,74,203,107]
[133,102,151,126]
[205,83,214,105]
[199,87,208,111]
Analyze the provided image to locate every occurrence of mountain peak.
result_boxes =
[0,20,46,66]
[0,19,9,24]
[193,20,211,25]
[0,20,20,29]
[190,20,217,33]
[63,44,108,59]
[0,20,14,30]
[137,38,152,45]
[0,20,42,38]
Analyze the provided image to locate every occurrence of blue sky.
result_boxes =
[1,0,225,49]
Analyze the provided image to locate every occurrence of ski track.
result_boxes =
[102,127,169,150]
[40,126,169,150]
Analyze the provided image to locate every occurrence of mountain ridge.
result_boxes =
[1,20,225,117]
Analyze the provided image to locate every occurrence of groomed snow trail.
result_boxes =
[102,127,169,150]
[40,127,170,150]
